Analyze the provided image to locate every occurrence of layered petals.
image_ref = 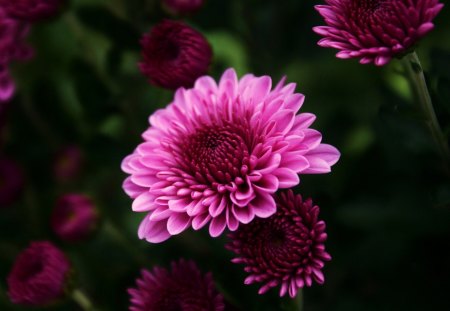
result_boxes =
[122,68,340,243]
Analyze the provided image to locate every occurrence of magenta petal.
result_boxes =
[167,213,191,235]
[209,213,227,237]
[248,192,276,218]
[139,217,171,243]
[273,168,300,188]
[132,192,156,212]
[192,213,211,230]
[306,144,341,166]
[232,205,255,224]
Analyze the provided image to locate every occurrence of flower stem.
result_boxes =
[71,289,96,311]
[102,220,148,266]
[294,289,304,311]
[402,51,450,174]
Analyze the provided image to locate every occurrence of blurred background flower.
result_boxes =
[0,0,449,310]
[7,241,71,306]
[128,259,224,311]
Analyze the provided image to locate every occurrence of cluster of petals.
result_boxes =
[0,8,33,103]
[313,0,444,66]
[128,259,224,311]
[0,0,64,22]
[122,68,340,243]
[51,193,98,243]
[139,20,212,90]
[7,241,71,306]
[227,190,331,298]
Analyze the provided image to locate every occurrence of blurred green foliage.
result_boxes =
[1,0,450,310]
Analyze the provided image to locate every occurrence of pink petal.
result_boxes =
[139,217,171,243]
[248,191,276,218]
[209,213,227,237]
[273,167,300,188]
[167,213,191,235]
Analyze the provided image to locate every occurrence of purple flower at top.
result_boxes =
[0,8,33,103]
[227,190,331,298]
[0,0,65,22]
[7,241,71,306]
[313,0,444,66]
[162,0,205,15]
[51,194,98,243]
[128,259,224,311]
[139,20,212,90]
[0,155,24,207]
[122,68,340,243]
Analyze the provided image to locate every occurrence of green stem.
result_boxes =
[294,288,304,311]
[103,220,148,266]
[71,289,96,311]
[402,51,450,174]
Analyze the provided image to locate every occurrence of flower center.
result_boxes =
[164,39,180,60]
[180,123,251,184]
[17,258,44,281]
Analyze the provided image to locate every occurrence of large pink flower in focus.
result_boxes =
[313,0,444,66]
[122,69,340,243]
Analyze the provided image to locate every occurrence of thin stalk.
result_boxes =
[402,51,450,174]
[294,289,304,311]
[71,289,96,311]
[102,220,148,266]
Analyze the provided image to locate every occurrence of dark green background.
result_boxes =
[1,0,450,310]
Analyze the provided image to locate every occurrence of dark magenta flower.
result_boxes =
[51,194,98,243]
[7,241,71,306]
[162,0,205,15]
[0,0,65,22]
[53,145,84,183]
[122,68,340,243]
[128,259,224,311]
[313,0,444,66]
[0,9,33,103]
[0,155,24,207]
[139,20,212,89]
[227,190,331,298]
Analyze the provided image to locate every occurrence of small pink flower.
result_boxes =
[51,194,98,242]
[0,0,65,22]
[128,259,224,311]
[122,68,340,243]
[227,190,331,298]
[162,0,205,15]
[313,0,444,66]
[7,241,71,306]
[139,20,212,90]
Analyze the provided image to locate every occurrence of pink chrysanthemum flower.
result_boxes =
[51,194,98,242]
[0,9,33,103]
[313,0,444,66]
[0,0,65,22]
[7,241,71,306]
[162,0,205,15]
[139,20,212,90]
[128,259,224,311]
[121,68,340,243]
[227,190,331,298]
